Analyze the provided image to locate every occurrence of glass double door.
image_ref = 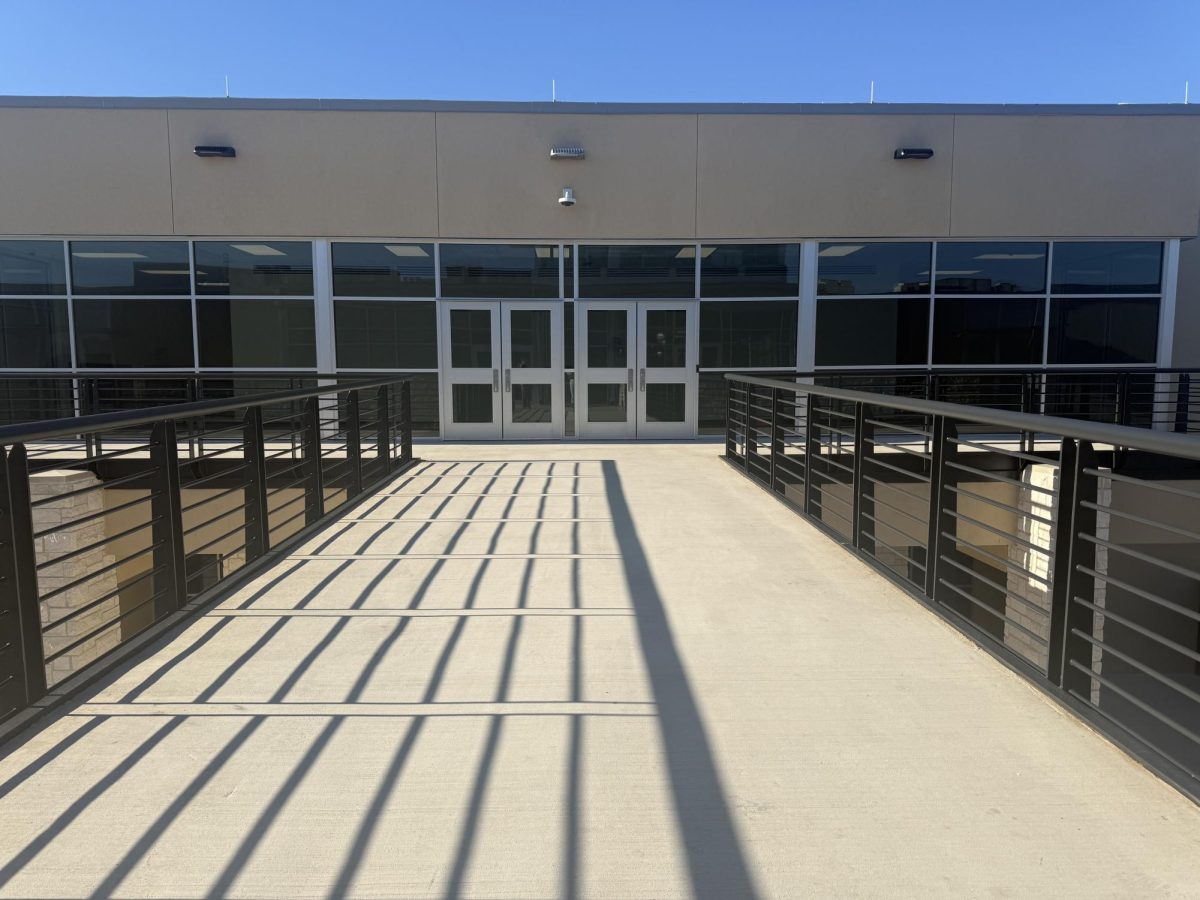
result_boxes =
[440,300,563,439]
[577,300,698,439]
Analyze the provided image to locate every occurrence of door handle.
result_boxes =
[627,368,634,391]
[639,368,646,392]
[492,369,499,392]
[504,369,511,392]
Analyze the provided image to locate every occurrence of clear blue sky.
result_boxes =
[3,0,1198,104]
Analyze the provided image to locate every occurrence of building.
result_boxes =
[1,96,1199,439]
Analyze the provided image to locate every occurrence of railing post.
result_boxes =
[242,406,270,562]
[1175,372,1191,433]
[346,390,363,497]
[399,380,412,465]
[1047,437,1080,685]
[724,378,737,459]
[302,396,325,525]
[744,385,757,473]
[1055,440,1100,697]
[0,444,48,710]
[377,384,393,476]
[925,415,957,600]
[148,420,188,616]
[803,393,818,517]
[768,387,779,492]
[851,401,871,551]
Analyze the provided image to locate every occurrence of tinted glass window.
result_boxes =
[645,309,687,368]
[198,300,316,368]
[1051,242,1162,294]
[935,242,1046,294]
[0,241,66,295]
[0,299,71,367]
[194,242,313,296]
[74,299,194,367]
[817,243,931,295]
[815,298,929,366]
[331,243,434,297]
[334,300,437,369]
[440,244,560,298]
[564,246,574,298]
[564,301,574,369]
[509,309,553,368]
[1048,298,1159,364]
[933,297,1045,365]
[587,309,628,367]
[450,309,493,367]
[701,244,800,297]
[578,245,695,298]
[700,300,797,368]
[70,241,190,295]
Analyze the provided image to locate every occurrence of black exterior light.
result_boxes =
[893,148,934,160]
[194,145,236,158]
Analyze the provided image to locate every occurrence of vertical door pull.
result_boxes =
[492,369,500,392]
[639,368,646,391]
[627,368,634,390]
[504,369,512,392]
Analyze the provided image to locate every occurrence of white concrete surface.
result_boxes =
[0,442,1198,899]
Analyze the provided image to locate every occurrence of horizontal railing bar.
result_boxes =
[864,417,933,438]
[1079,502,1200,544]
[177,442,250,468]
[29,467,154,506]
[267,490,306,515]
[1075,568,1200,625]
[1079,534,1200,585]
[188,519,250,558]
[182,502,247,538]
[180,463,250,492]
[947,483,1056,528]
[862,491,928,528]
[36,516,162,570]
[861,510,927,548]
[1066,660,1200,750]
[1069,629,1200,708]
[861,473,928,505]
[862,454,933,484]
[943,458,1024,487]
[269,505,308,535]
[33,492,156,538]
[862,530,927,573]
[38,541,162,602]
[181,481,251,515]
[937,554,1052,620]
[936,578,1050,647]
[939,529,1053,588]
[42,564,165,634]
[42,592,166,664]
[1083,468,1200,502]
[943,507,1047,554]
[948,437,1055,467]
[865,437,931,462]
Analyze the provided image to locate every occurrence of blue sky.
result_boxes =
[3,0,1198,104]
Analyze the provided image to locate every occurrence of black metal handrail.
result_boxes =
[724,372,1200,803]
[0,376,416,728]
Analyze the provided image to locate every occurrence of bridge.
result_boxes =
[0,375,1198,897]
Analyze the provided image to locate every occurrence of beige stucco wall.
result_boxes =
[1,101,1199,240]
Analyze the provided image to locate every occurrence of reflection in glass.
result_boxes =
[698,373,734,434]
[0,299,71,367]
[452,384,494,423]
[509,309,552,368]
[73,298,194,367]
[587,309,627,368]
[815,298,930,366]
[511,384,552,423]
[440,244,560,298]
[699,300,797,368]
[933,297,1044,364]
[1051,242,1163,294]
[565,372,576,436]
[817,243,931,295]
[331,243,434,297]
[645,309,687,368]
[646,383,686,422]
[700,244,800,297]
[198,300,317,368]
[579,245,695,298]
[450,309,493,368]
[195,241,313,296]
[0,241,66,295]
[564,301,575,369]
[935,243,1046,294]
[587,383,628,422]
[70,241,190,295]
[1048,298,1159,364]
[335,300,438,369]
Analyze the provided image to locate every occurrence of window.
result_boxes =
[1051,242,1162,294]
[935,242,1046,294]
[0,241,66,295]
[0,299,71,367]
[815,298,929,366]
[933,298,1045,365]
[818,243,931,295]
[334,300,437,369]
[70,241,190,295]
[699,301,797,368]
[700,244,800,297]
[1048,298,1159,364]
[194,241,313,296]
[440,244,560,298]
[564,301,575,369]
[578,245,695,298]
[73,299,194,367]
[331,243,434,297]
[197,300,316,368]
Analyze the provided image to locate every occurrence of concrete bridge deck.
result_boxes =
[1,443,1198,899]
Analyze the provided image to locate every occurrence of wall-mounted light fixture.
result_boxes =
[558,187,576,207]
[893,148,934,160]
[550,146,585,159]
[194,145,237,158]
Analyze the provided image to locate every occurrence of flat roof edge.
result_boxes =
[2,96,1200,116]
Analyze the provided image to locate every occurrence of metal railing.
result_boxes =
[725,372,1200,802]
[0,376,415,727]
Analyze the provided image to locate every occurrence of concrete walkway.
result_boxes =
[1,443,1198,899]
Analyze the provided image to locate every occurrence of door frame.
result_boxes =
[438,300,503,440]
[575,300,638,439]
[636,299,699,439]
[500,300,564,439]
